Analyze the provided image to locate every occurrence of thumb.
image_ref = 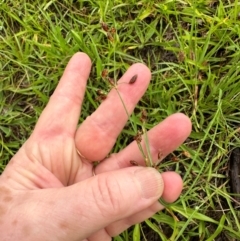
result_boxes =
[52,167,164,240]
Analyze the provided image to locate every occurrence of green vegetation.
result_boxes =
[1,0,240,240]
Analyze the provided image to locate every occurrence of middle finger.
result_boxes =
[75,63,151,161]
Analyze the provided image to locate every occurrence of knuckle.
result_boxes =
[93,175,124,217]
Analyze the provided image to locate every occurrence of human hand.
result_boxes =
[0,53,191,241]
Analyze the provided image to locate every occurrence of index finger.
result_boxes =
[32,52,91,139]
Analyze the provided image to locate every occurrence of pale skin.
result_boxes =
[0,52,192,241]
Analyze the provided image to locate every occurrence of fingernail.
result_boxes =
[134,168,164,199]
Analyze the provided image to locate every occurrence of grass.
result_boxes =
[1,0,240,240]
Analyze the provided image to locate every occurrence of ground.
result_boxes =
[1,1,240,240]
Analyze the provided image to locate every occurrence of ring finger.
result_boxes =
[95,113,192,173]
